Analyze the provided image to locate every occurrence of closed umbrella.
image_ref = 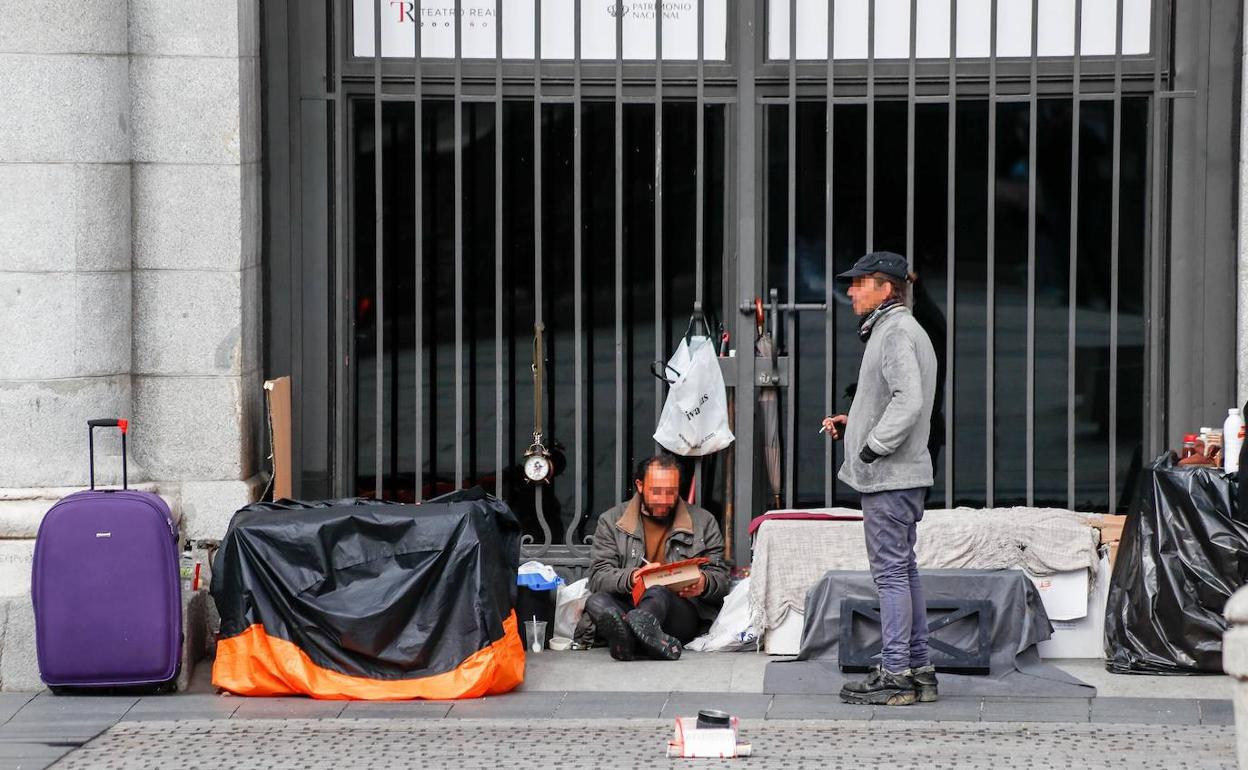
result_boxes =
[755,300,782,510]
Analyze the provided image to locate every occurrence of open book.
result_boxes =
[632,557,709,605]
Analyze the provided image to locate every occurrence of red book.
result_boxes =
[632,557,709,605]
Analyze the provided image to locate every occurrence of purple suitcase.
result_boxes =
[32,419,181,691]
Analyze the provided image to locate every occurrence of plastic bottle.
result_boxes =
[1181,434,1198,459]
[180,546,194,593]
[1224,408,1245,473]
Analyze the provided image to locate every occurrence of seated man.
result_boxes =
[585,454,729,660]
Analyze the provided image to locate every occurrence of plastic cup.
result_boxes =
[525,620,548,653]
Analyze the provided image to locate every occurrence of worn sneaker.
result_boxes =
[839,666,917,706]
[625,609,683,661]
[594,604,638,661]
[912,665,939,703]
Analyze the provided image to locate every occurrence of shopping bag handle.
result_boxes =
[651,360,681,384]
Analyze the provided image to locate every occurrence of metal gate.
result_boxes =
[263,0,1240,567]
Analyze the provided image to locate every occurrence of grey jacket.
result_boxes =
[838,306,938,494]
[588,496,730,622]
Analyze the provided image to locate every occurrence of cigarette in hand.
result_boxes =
[818,425,827,434]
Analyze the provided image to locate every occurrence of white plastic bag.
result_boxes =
[553,577,590,639]
[685,577,758,652]
[653,336,735,456]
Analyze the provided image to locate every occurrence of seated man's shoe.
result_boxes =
[625,609,682,661]
[594,604,638,661]
[839,666,917,706]
[912,665,939,703]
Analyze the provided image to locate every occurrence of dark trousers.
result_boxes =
[861,487,931,673]
[585,586,701,644]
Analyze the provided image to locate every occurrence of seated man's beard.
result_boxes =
[642,504,672,520]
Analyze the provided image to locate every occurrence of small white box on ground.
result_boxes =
[1037,553,1111,659]
[1028,567,1091,621]
[764,609,804,655]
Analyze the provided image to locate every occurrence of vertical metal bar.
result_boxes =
[373,0,385,499]
[333,0,349,495]
[614,2,625,500]
[414,0,424,501]
[454,0,464,489]
[573,0,585,531]
[1025,0,1038,506]
[654,1,665,442]
[944,0,957,508]
[825,0,836,507]
[732,0,758,563]
[866,0,875,252]
[696,0,705,306]
[905,0,916,271]
[1108,0,1123,508]
[985,0,997,507]
[1145,0,1165,461]
[823,0,833,506]
[494,0,503,498]
[785,0,796,507]
[1067,0,1081,508]
[695,0,705,507]
[534,0,543,323]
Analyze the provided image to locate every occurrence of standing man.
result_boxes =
[585,455,729,661]
[822,251,939,707]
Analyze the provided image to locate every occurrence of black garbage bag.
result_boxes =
[211,491,526,698]
[1105,454,1248,674]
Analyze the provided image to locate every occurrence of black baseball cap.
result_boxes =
[835,251,910,282]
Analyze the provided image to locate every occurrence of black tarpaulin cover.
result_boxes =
[211,490,525,699]
[1105,455,1248,674]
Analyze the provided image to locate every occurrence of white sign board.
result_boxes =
[767,0,1152,60]
[354,0,727,60]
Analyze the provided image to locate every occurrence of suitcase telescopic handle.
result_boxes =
[88,419,128,491]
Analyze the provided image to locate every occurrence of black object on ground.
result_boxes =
[1105,454,1248,674]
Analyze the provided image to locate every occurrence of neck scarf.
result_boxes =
[858,299,903,343]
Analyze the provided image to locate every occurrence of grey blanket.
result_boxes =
[763,569,1095,698]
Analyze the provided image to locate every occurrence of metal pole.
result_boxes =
[825,0,837,507]
[373,0,385,499]
[454,0,465,490]
[944,0,957,508]
[1067,0,1081,508]
[494,0,504,498]
[985,0,998,507]
[785,0,797,507]
[1025,0,1038,506]
[1109,0,1123,508]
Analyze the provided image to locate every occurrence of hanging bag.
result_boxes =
[653,319,735,456]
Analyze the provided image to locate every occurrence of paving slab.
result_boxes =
[0,741,73,770]
[0,720,115,745]
[1199,699,1235,726]
[768,694,879,720]
[522,649,771,693]
[552,691,668,719]
[445,691,563,719]
[870,696,982,722]
[121,694,240,722]
[229,697,347,721]
[661,692,774,719]
[1089,696,1202,725]
[339,701,453,720]
[0,694,36,726]
[981,696,1091,723]
[12,693,137,718]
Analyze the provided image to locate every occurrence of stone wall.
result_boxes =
[0,0,264,690]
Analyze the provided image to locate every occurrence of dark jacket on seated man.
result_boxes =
[588,497,731,621]
[585,455,730,661]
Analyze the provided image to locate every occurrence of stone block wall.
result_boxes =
[0,0,264,689]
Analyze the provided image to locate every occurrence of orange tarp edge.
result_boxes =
[212,611,526,700]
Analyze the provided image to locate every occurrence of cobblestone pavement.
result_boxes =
[52,718,1235,770]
